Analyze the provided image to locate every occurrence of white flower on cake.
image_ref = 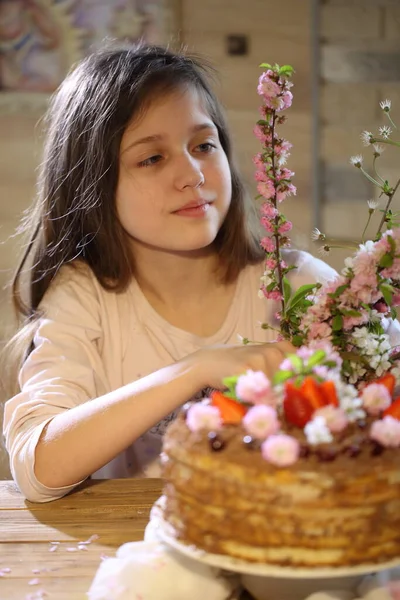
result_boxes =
[304,416,333,446]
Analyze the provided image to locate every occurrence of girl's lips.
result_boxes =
[173,203,211,217]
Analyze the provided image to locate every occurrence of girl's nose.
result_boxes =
[174,153,205,190]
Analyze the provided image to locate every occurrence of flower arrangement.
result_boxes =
[183,62,400,465]
[253,62,400,387]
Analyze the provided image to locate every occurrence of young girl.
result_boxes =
[2,44,336,503]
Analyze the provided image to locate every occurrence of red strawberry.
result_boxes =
[319,380,339,407]
[301,377,329,411]
[283,382,314,428]
[210,391,246,424]
[383,397,400,421]
[374,373,396,397]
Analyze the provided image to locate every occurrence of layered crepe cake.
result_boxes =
[161,360,400,568]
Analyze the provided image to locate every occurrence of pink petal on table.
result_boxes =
[28,578,40,585]
[79,534,99,545]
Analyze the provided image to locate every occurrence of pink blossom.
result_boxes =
[235,369,274,405]
[260,236,275,252]
[265,258,277,270]
[253,125,272,144]
[261,434,300,466]
[186,403,222,433]
[257,180,275,200]
[392,293,400,307]
[257,73,281,99]
[277,168,294,181]
[261,217,275,233]
[278,221,292,234]
[381,257,400,279]
[308,322,333,340]
[276,184,297,202]
[279,358,293,371]
[261,202,278,218]
[343,311,369,330]
[361,384,391,416]
[283,90,293,108]
[253,153,264,168]
[313,365,330,379]
[243,405,280,439]
[370,416,400,447]
[309,341,343,369]
[264,290,283,302]
[314,406,348,433]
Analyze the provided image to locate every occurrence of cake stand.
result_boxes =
[153,499,400,600]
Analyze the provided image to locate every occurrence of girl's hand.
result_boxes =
[188,341,295,390]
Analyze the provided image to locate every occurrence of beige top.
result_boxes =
[3,250,338,502]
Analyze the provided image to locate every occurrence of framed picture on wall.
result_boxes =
[0,0,179,114]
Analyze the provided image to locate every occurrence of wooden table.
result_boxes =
[0,478,163,600]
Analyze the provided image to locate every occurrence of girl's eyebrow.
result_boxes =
[123,122,216,153]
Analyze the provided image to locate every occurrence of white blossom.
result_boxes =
[304,416,333,445]
[361,131,373,146]
[380,99,391,111]
[379,125,392,139]
[350,155,363,167]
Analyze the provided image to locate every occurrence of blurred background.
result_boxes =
[0,0,399,478]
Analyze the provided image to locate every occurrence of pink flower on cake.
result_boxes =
[186,404,222,433]
[261,434,300,467]
[243,405,280,440]
[361,383,391,416]
[314,406,348,433]
[370,416,400,448]
[235,370,275,406]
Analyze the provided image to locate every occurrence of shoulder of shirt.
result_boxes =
[40,260,112,310]
[283,249,338,284]
[245,249,338,285]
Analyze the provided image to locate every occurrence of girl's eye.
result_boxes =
[196,142,216,153]
[138,154,163,168]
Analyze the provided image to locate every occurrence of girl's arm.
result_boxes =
[34,358,203,489]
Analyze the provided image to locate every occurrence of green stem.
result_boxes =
[377,177,400,235]
[361,212,373,242]
[372,156,385,184]
[371,137,400,148]
[385,112,397,130]
[270,113,285,317]
[326,238,359,250]
[360,167,383,188]
[326,243,359,251]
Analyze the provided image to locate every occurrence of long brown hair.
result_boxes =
[4,43,264,394]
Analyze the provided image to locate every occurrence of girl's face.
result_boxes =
[116,87,232,258]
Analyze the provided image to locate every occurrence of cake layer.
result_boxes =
[162,416,400,567]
